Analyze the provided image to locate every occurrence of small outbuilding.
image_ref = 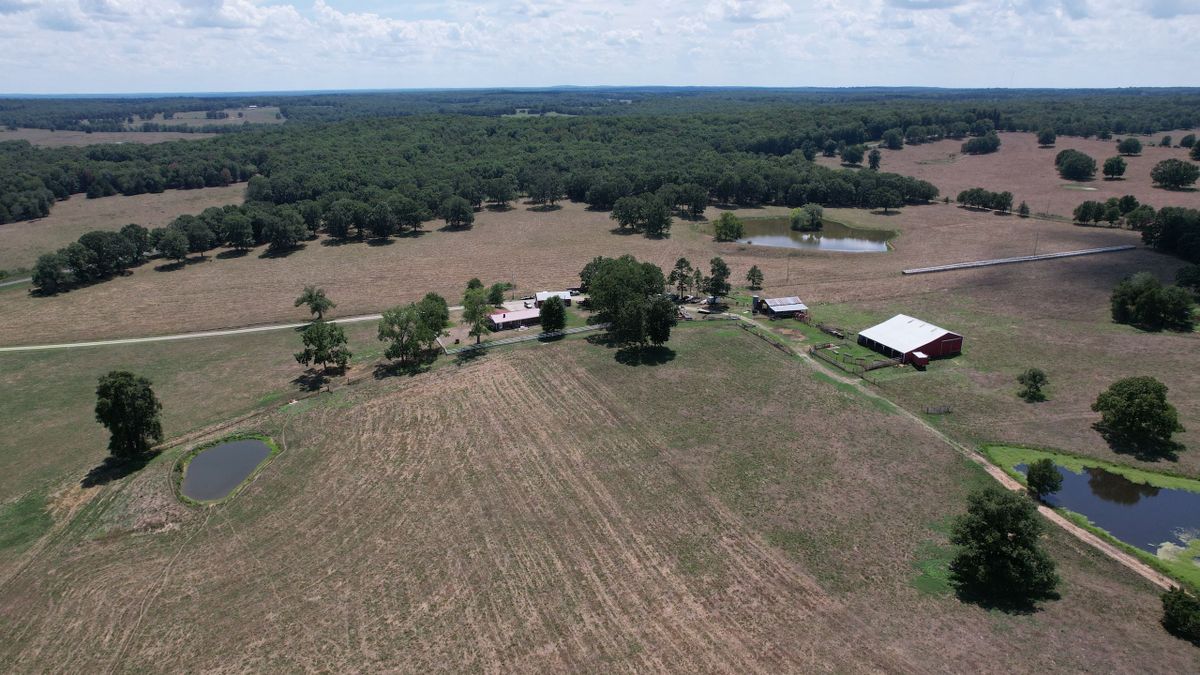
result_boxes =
[488,308,541,331]
[857,314,962,366]
[534,291,572,308]
[757,296,808,319]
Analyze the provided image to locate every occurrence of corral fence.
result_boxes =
[737,321,799,357]
[816,323,846,339]
[442,323,609,355]
[809,344,900,379]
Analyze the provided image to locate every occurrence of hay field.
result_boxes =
[821,131,1200,218]
[0,185,244,271]
[0,128,217,148]
[131,106,284,127]
[1,327,1194,672]
[0,199,1150,346]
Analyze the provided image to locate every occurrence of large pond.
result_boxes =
[734,218,894,252]
[1016,463,1200,556]
[182,438,272,501]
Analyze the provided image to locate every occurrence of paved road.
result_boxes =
[0,306,465,353]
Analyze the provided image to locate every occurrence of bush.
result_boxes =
[712,212,744,242]
[1161,587,1200,642]
[1017,368,1048,402]
[1117,137,1143,155]
[1036,129,1056,146]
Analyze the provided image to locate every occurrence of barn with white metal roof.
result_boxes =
[857,314,962,366]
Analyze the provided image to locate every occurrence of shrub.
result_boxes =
[1161,587,1200,642]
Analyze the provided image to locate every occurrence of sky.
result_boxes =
[0,0,1198,94]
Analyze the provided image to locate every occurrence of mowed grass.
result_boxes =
[0,184,244,271]
[1,326,1196,672]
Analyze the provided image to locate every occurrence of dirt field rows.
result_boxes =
[1,327,1195,672]
[0,185,244,271]
[819,131,1200,218]
[0,128,217,148]
[0,199,1151,345]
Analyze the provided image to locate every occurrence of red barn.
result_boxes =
[857,314,962,366]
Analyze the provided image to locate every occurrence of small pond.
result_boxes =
[182,439,272,501]
[1016,463,1200,556]
[733,218,894,252]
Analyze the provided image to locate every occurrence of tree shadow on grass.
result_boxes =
[373,353,437,379]
[485,203,514,212]
[394,229,427,239]
[366,237,395,247]
[319,237,358,248]
[608,227,641,236]
[259,244,305,259]
[81,452,157,488]
[215,249,251,260]
[453,348,487,366]
[292,369,330,392]
[526,203,562,212]
[953,583,1058,616]
[614,345,676,367]
[153,256,207,272]
[1093,424,1183,462]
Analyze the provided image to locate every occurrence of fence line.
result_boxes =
[442,323,609,355]
[901,245,1136,275]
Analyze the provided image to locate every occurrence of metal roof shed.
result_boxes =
[761,296,808,316]
[857,314,962,363]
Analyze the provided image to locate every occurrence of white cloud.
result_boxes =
[0,0,1196,92]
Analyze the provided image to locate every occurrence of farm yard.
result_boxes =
[819,131,1200,218]
[0,197,1159,346]
[1,85,1199,672]
[1,326,1196,671]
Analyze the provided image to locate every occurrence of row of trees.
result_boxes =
[1072,195,1155,229]
[955,187,1014,213]
[581,255,677,349]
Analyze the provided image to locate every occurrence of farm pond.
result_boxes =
[181,439,272,501]
[735,218,894,252]
[1015,462,1200,558]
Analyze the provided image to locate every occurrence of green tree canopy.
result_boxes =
[440,195,475,228]
[377,302,444,364]
[295,320,351,372]
[713,212,744,242]
[1017,368,1048,402]
[790,203,823,231]
[95,371,163,459]
[1110,272,1195,331]
[1025,458,1062,499]
[1117,137,1142,155]
[295,285,335,320]
[1150,159,1200,190]
[949,486,1059,605]
[1103,156,1126,179]
[539,295,566,333]
[1092,376,1184,454]
[1037,129,1056,146]
[1055,149,1097,181]
[461,288,492,344]
[867,148,882,170]
[1161,587,1200,642]
[746,265,764,290]
[668,257,694,296]
[704,257,732,301]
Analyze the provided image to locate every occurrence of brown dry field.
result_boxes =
[0,199,1161,346]
[0,127,217,148]
[0,184,244,271]
[132,106,284,127]
[2,326,1195,672]
[818,131,1200,217]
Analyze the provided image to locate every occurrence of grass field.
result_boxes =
[0,198,1155,346]
[131,107,285,127]
[820,130,1200,218]
[0,128,218,148]
[1,326,1196,671]
[0,184,244,271]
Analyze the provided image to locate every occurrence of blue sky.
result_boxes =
[1,0,1198,94]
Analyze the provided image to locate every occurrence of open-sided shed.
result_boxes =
[758,296,808,319]
[857,314,962,366]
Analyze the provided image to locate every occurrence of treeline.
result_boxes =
[0,138,254,223]
[956,187,1014,212]
[31,200,313,294]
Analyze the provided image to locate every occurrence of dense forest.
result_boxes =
[6,87,1200,226]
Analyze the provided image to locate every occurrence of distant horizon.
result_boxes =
[5,84,1200,99]
[2,1,1198,94]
